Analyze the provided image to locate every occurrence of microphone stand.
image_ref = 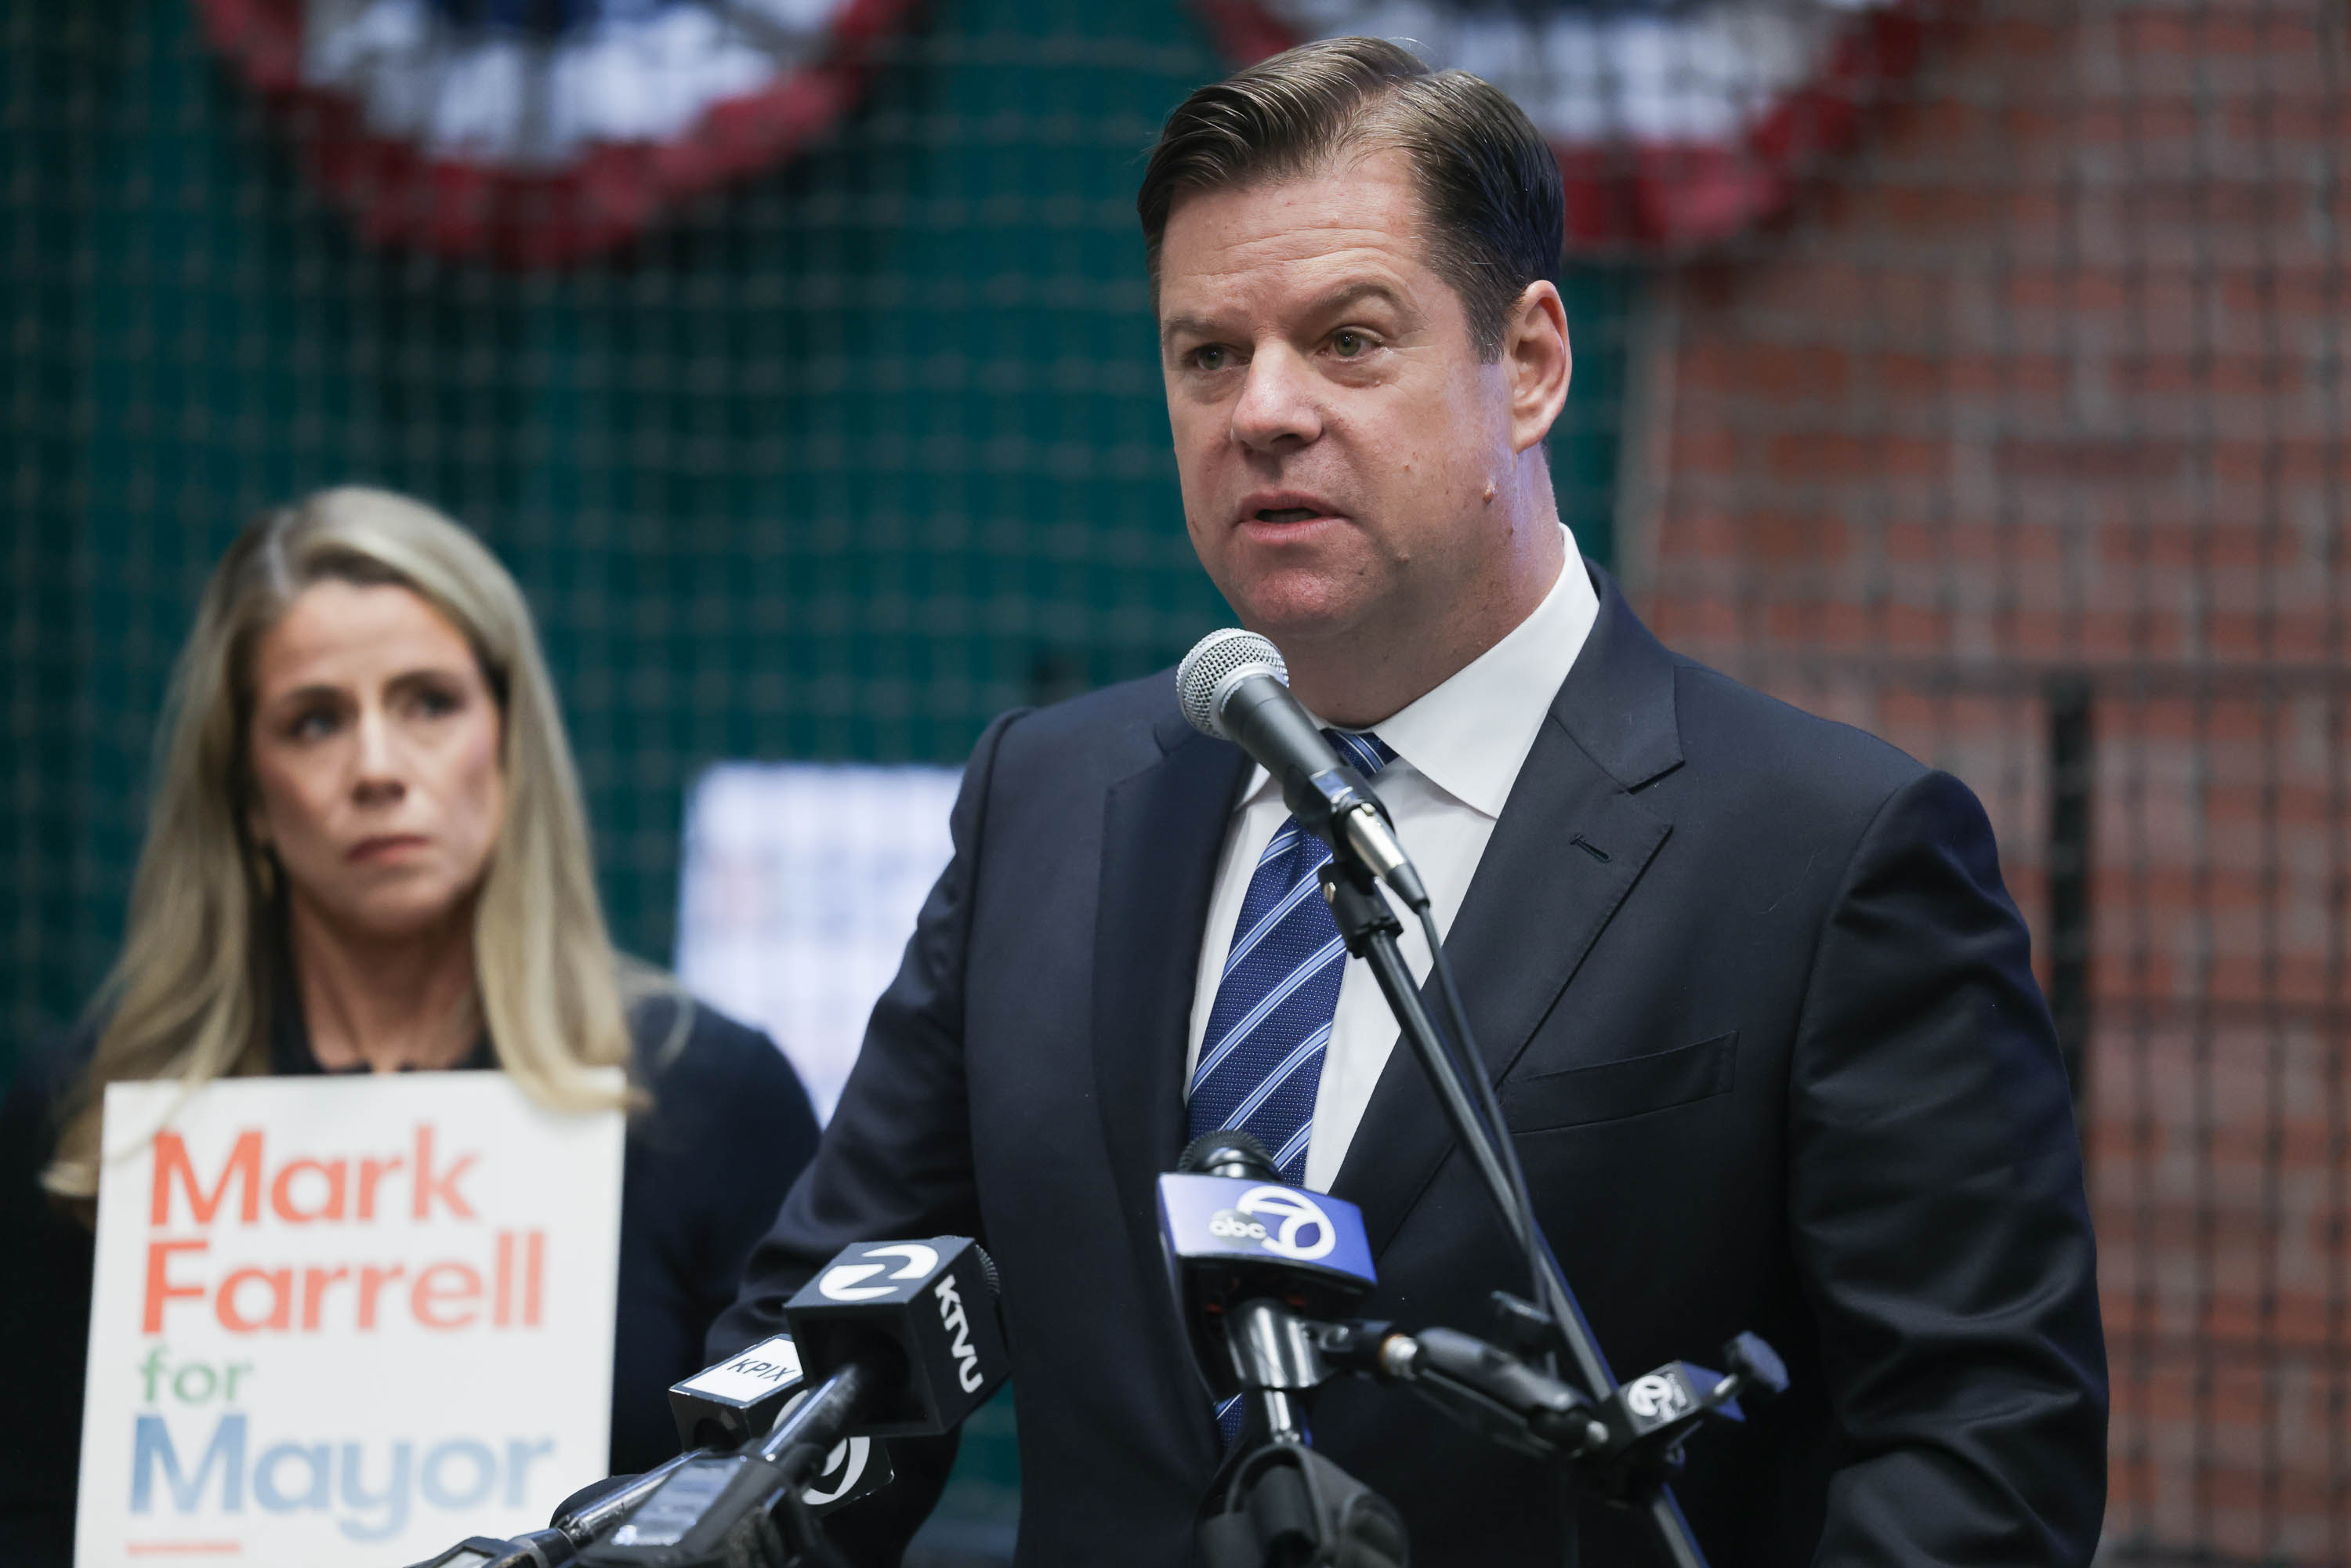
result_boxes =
[1313,853,1713,1568]
[1179,1135,1408,1568]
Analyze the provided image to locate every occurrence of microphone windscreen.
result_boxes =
[969,1241,1002,1303]
[1177,628,1285,741]
[1178,1128,1281,1181]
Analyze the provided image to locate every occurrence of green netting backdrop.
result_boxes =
[2,0,1630,1084]
[3,4,1628,1548]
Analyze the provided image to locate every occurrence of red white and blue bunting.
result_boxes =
[196,0,919,264]
[1195,0,1925,255]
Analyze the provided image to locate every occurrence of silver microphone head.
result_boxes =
[1177,628,1286,740]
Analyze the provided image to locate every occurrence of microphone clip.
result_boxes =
[1313,853,1401,960]
[1338,1297,1790,1507]
[1289,767,1429,913]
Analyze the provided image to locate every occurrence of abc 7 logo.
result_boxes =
[1207,1186,1338,1262]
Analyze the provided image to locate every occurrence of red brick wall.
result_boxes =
[1624,2,2349,1559]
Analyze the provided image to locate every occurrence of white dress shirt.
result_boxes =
[1183,528,1601,1191]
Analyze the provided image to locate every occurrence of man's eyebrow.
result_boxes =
[1159,312,1220,347]
[1158,281,1412,348]
[1306,280,1408,317]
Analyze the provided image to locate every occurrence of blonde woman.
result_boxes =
[0,488,819,1563]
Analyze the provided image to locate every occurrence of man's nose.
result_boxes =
[351,709,406,803]
[1230,347,1323,453]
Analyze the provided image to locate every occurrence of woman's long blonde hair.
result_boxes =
[44,487,650,1202]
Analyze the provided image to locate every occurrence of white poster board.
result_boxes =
[74,1073,625,1567]
[676,762,962,1121]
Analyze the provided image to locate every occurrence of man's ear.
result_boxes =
[1505,281,1573,455]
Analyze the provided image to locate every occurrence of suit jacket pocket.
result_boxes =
[1500,1031,1739,1133]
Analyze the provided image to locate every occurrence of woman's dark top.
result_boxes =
[0,992,820,1566]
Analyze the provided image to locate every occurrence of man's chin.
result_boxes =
[1231,580,1378,653]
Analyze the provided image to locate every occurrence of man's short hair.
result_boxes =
[1138,36,1564,361]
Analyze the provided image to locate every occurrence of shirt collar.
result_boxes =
[1238,524,1599,820]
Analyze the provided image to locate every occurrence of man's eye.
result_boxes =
[1189,345,1232,372]
[1331,330,1370,357]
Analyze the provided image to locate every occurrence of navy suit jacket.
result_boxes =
[714,569,2107,1566]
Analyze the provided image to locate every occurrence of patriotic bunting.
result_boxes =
[195,0,919,264]
[1195,0,1926,254]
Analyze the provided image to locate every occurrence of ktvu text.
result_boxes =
[123,1121,560,1544]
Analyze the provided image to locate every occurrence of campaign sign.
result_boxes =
[1156,1173,1378,1295]
[74,1072,625,1567]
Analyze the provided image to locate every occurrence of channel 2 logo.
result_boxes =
[776,1387,878,1507]
[1206,1186,1339,1262]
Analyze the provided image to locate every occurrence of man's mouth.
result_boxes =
[1252,508,1322,524]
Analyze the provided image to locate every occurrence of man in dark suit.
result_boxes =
[714,37,2106,1566]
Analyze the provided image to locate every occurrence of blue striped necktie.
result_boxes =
[1188,730,1397,1182]
[1190,730,1393,1445]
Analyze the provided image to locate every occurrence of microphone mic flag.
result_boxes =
[574,1240,1005,1568]
[783,1237,1009,1439]
[1161,1133,1377,1403]
[668,1334,806,1450]
[666,1334,893,1507]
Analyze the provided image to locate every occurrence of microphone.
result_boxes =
[668,1333,810,1451]
[1161,1131,1378,1443]
[1166,1134,1411,1568]
[782,1237,1009,1437]
[1176,629,1429,910]
[1180,1128,1281,1182]
[572,1238,1008,1567]
[402,1454,719,1568]
[666,1333,893,1507]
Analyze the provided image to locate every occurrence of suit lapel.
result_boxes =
[1329,571,1685,1256]
[1092,708,1250,1411]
